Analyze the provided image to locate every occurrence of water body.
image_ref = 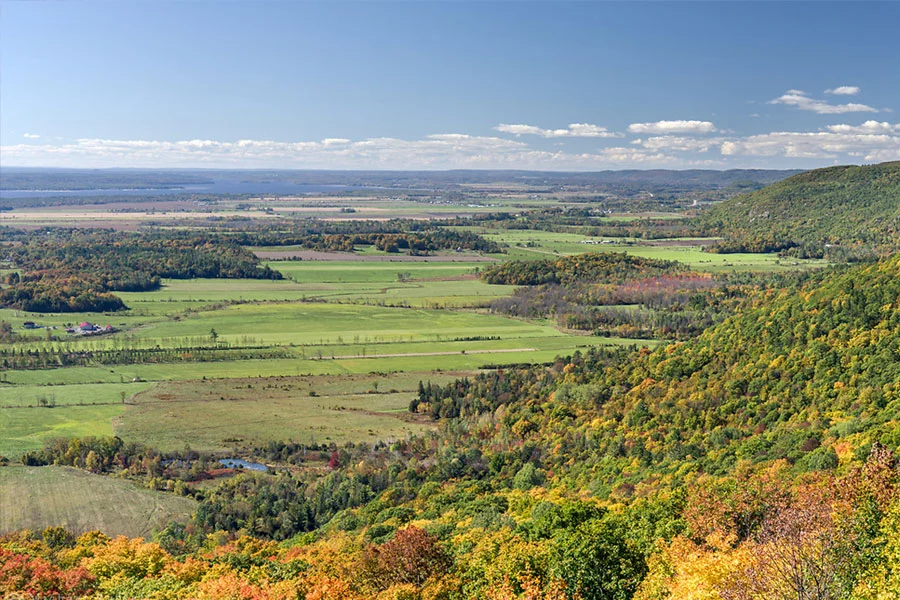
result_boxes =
[0,178,363,199]
[218,458,269,472]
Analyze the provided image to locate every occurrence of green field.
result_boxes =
[0,466,196,537]
[0,405,124,458]
[0,334,638,457]
[115,372,453,453]
[271,260,488,283]
[0,382,151,408]
[467,229,828,271]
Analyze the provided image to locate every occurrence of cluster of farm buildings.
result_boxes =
[22,321,117,336]
[64,322,116,336]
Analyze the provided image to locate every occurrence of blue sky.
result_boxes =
[2,1,898,170]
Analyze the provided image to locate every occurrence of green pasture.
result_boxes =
[0,333,638,457]
[0,255,652,461]
[474,229,827,272]
[124,302,562,347]
[0,404,124,458]
[1,268,517,346]
[116,374,448,452]
[0,381,151,408]
[0,334,634,388]
[0,466,196,537]
[3,279,519,352]
[270,260,488,283]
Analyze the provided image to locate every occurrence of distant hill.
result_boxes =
[701,161,900,255]
[1,166,800,194]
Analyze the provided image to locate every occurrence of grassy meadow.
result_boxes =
[115,373,454,453]
[0,466,196,537]
[465,228,828,271]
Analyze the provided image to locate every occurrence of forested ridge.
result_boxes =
[479,253,684,286]
[4,255,900,599]
[481,253,743,339]
[416,255,900,489]
[226,220,503,254]
[701,161,900,256]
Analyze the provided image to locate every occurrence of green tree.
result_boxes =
[550,518,646,600]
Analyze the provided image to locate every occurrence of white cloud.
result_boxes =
[1,134,710,170]
[769,90,878,114]
[23,133,40,139]
[825,121,898,134]
[721,129,900,162]
[4,121,898,170]
[825,86,861,96]
[633,136,725,153]
[627,120,717,134]
[494,122,620,138]
[592,147,682,165]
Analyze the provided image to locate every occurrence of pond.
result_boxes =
[218,458,269,472]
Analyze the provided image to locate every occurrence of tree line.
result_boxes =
[0,228,281,312]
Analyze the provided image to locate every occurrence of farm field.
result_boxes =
[124,302,561,346]
[470,228,828,271]
[0,331,637,457]
[0,466,196,537]
[115,373,455,452]
[0,381,151,408]
[1,263,513,342]
[270,260,489,283]
[0,194,572,228]
[0,404,124,463]
[0,332,630,388]
[0,264,640,458]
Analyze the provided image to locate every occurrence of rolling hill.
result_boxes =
[701,161,900,254]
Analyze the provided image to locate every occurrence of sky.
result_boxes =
[1,1,898,171]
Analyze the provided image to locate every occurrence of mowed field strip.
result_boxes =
[0,466,196,537]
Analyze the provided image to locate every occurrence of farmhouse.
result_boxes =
[67,322,116,336]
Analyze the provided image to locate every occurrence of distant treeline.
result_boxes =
[445,209,707,240]
[225,220,503,254]
[0,229,281,312]
[479,252,684,286]
[0,344,295,371]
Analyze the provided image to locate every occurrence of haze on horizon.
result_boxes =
[1,1,898,172]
